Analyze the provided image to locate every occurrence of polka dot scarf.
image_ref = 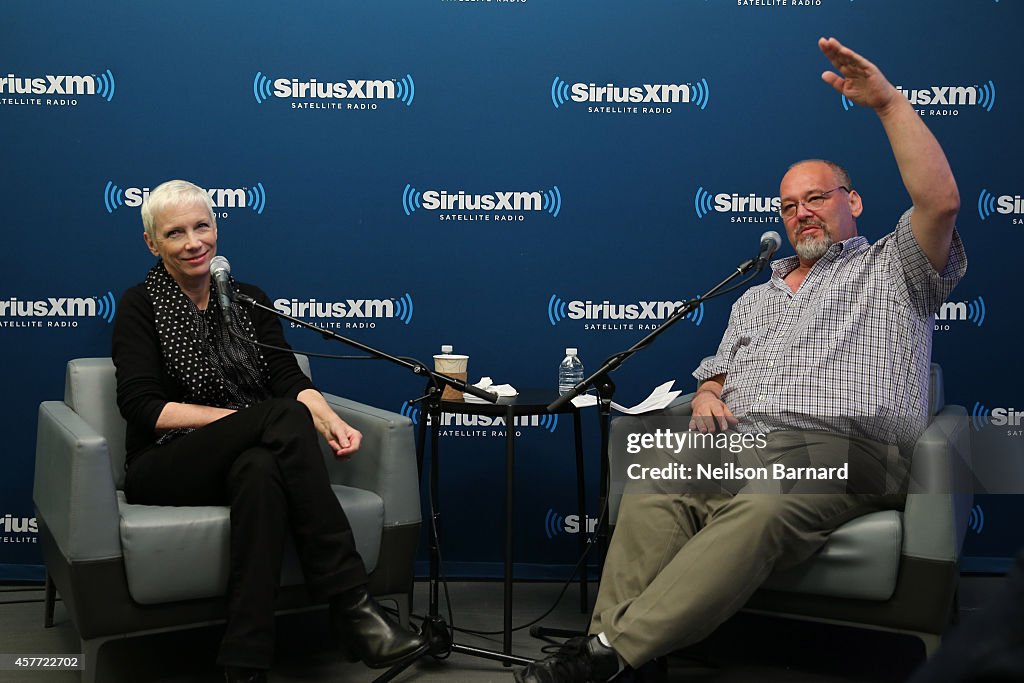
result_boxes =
[145,260,271,436]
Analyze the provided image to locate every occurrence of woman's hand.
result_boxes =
[297,389,363,457]
[316,412,363,457]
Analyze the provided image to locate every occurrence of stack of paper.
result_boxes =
[570,380,682,414]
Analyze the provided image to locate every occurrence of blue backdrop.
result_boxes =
[2,0,1021,580]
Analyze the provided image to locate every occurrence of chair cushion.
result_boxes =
[760,510,903,600]
[118,485,383,605]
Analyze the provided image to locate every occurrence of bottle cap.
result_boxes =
[566,348,578,356]
[441,344,453,354]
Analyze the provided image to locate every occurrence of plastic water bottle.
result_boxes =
[558,348,585,395]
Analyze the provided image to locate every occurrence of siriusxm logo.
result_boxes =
[0,291,116,328]
[978,189,1024,222]
[548,294,704,327]
[253,72,414,107]
[933,296,986,330]
[0,70,116,101]
[842,81,996,114]
[694,186,781,222]
[551,76,710,112]
[967,504,985,535]
[402,184,562,218]
[970,402,1024,433]
[399,402,559,433]
[734,1,851,8]
[543,509,599,540]
[0,514,37,534]
[104,181,267,215]
[273,294,414,325]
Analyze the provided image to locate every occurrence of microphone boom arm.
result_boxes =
[234,292,498,403]
[546,253,766,413]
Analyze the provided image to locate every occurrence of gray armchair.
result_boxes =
[607,363,973,656]
[34,356,421,683]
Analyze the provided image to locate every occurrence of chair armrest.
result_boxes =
[606,392,697,522]
[33,401,123,562]
[661,392,695,417]
[319,392,421,527]
[903,404,973,563]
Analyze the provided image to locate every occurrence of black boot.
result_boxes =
[224,666,268,683]
[331,587,428,669]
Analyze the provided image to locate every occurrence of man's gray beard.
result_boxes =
[794,233,834,262]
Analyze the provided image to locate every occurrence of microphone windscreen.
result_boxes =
[760,231,782,249]
[210,255,231,276]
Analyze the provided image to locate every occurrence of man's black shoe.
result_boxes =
[223,666,267,683]
[514,636,621,683]
[331,587,429,669]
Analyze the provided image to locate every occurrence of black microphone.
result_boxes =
[755,231,782,271]
[209,255,234,325]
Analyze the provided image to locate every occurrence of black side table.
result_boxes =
[432,388,588,662]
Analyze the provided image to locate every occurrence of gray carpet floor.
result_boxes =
[0,576,1004,683]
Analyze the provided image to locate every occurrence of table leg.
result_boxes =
[504,404,515,662]
[430,410,441,611]
[573,410,588,612]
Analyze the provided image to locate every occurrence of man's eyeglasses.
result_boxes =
[779,186,850,220]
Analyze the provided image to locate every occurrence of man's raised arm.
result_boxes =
[819,36,959,272]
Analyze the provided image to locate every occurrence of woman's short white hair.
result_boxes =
[141,180,214,242]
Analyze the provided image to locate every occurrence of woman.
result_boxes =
[112,180,427,683]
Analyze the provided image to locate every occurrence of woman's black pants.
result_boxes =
[125,398,369,669]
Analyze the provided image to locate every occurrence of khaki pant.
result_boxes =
[590,430,906,667]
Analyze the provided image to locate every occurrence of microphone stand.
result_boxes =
[232,294,532,678]
[543,254,768,608]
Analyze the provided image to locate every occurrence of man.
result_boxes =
[515,36,966,683]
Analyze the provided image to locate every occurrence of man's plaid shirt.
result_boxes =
[695,209,967,453]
